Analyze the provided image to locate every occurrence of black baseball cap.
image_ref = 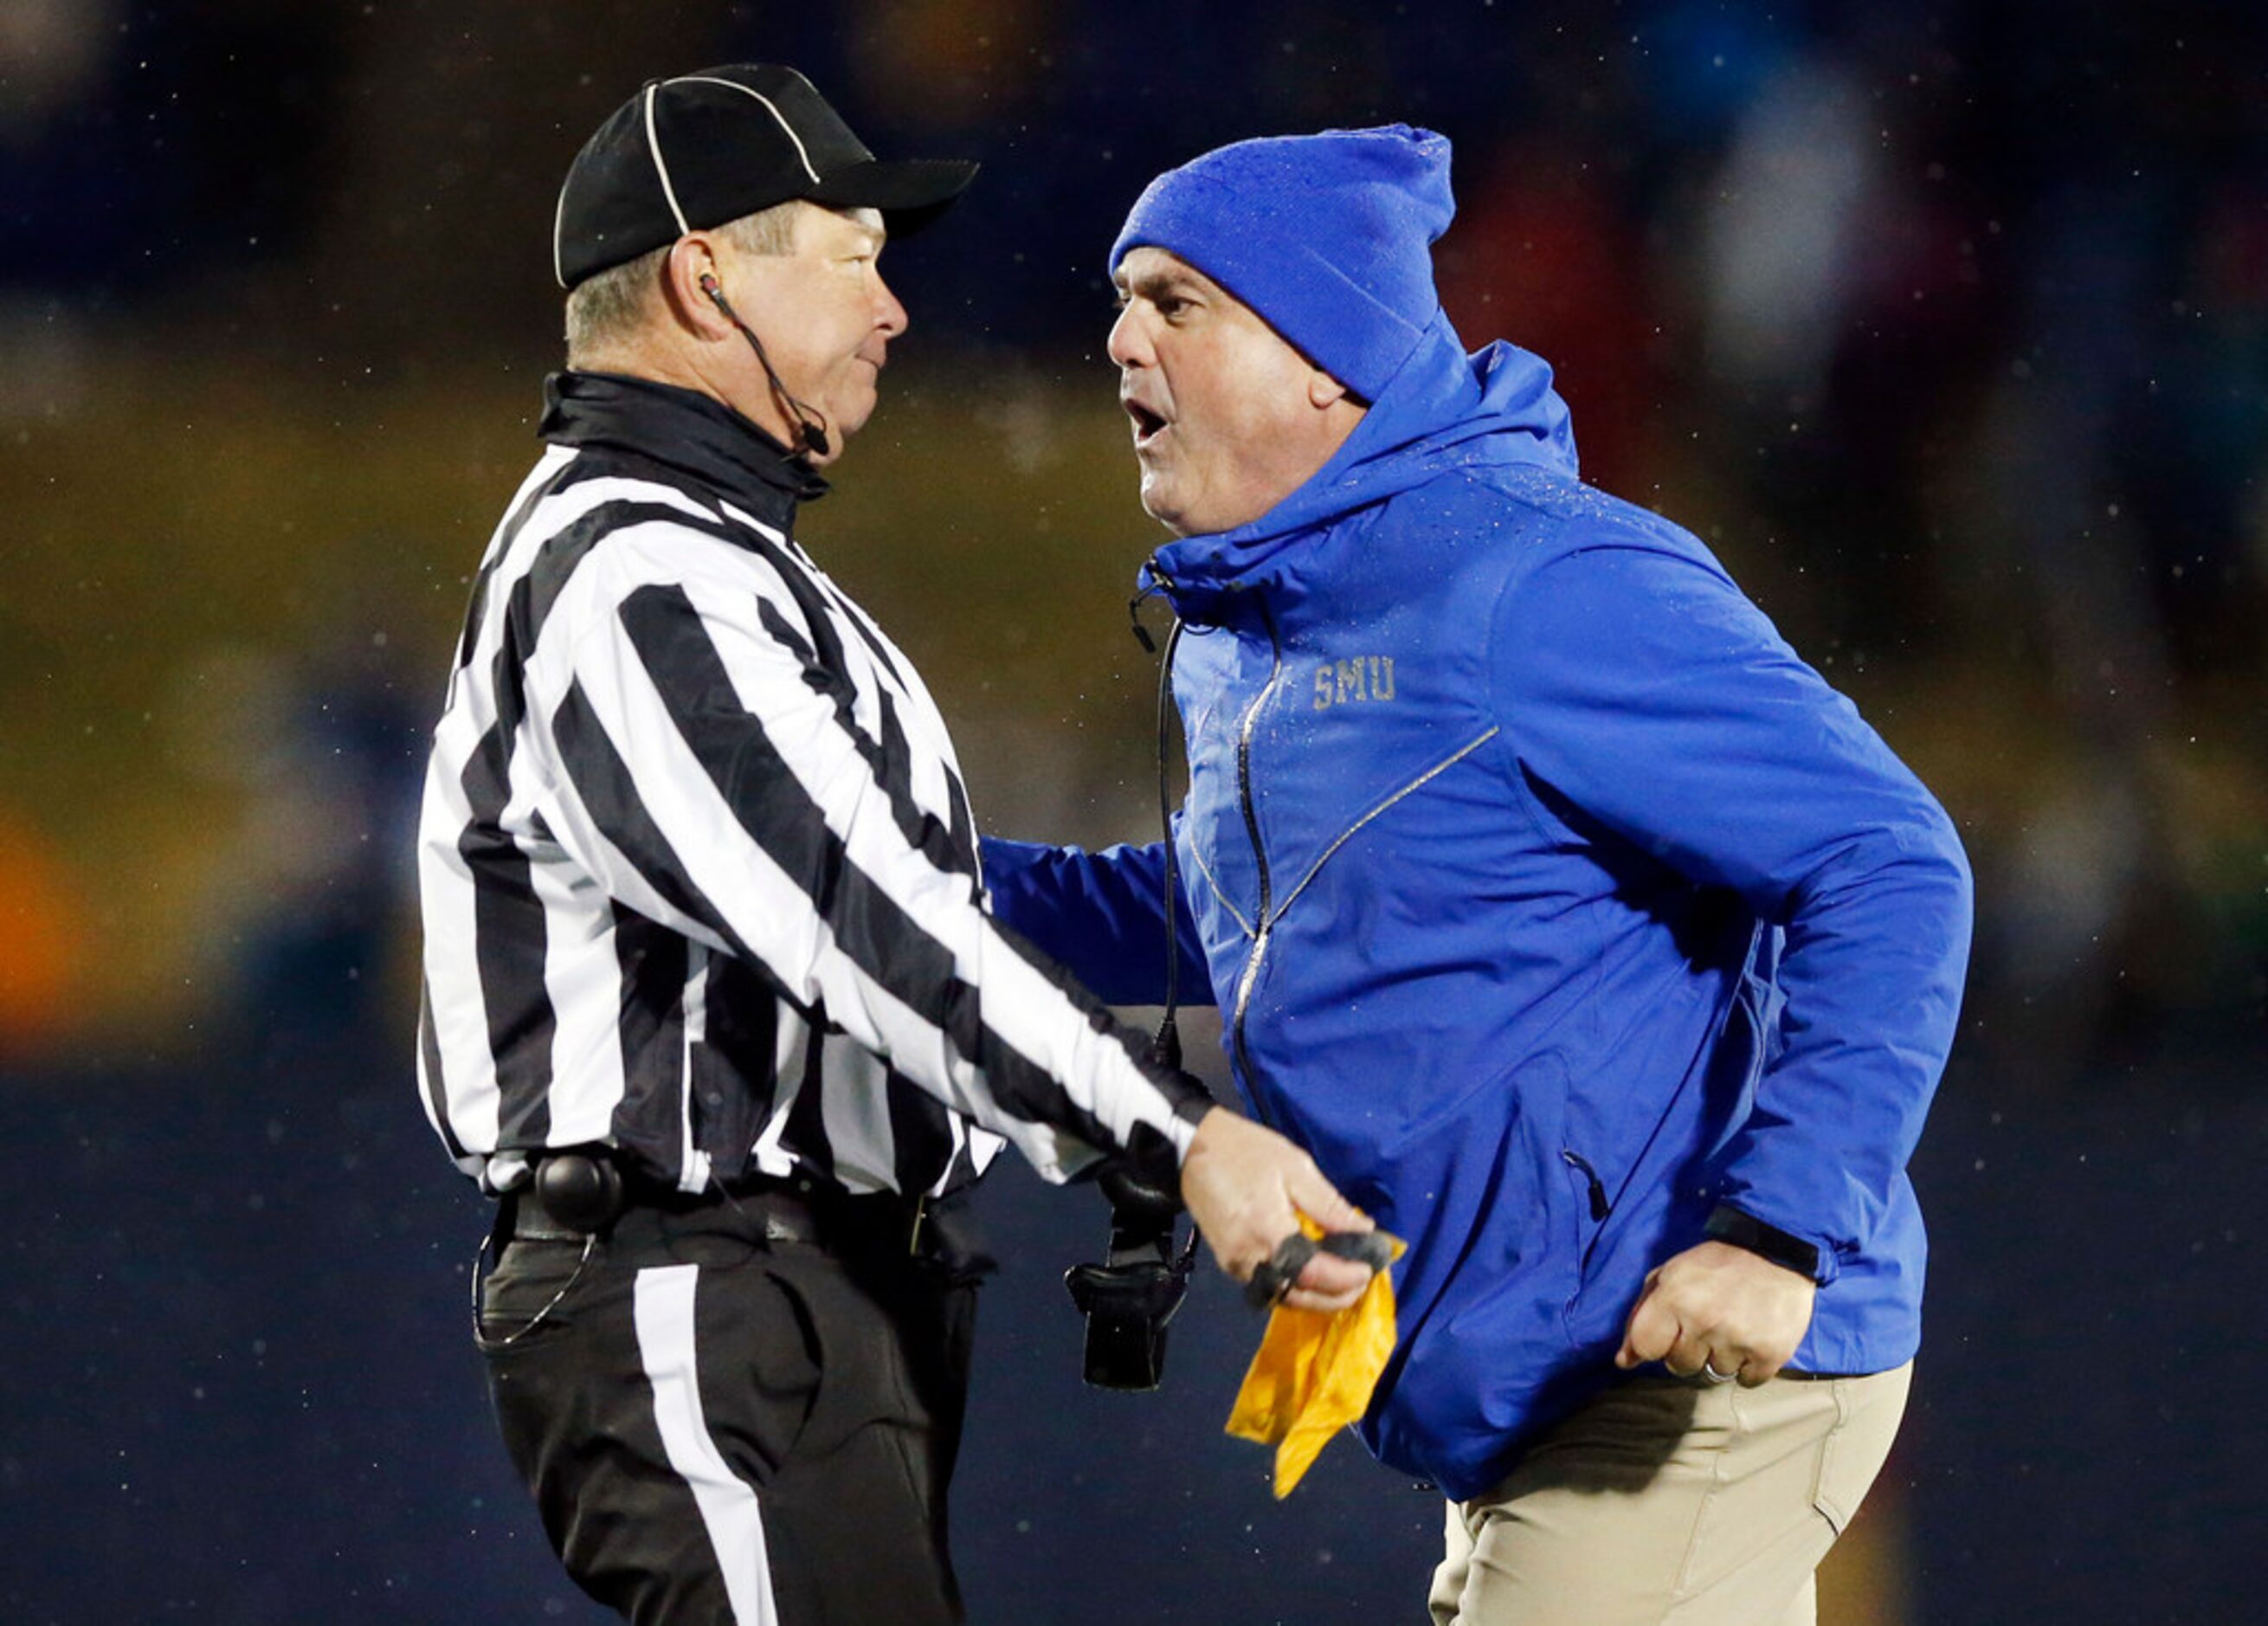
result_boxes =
[552,64,977,288]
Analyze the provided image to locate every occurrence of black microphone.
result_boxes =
[699,275,830,458]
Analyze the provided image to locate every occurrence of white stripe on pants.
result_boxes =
[633,1263,779,1625]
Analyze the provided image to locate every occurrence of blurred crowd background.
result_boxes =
[3,2,2260,1622]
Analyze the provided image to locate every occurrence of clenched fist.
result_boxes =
[1615,1241,1817,1385]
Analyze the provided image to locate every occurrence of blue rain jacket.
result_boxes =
[983,314,1973,1500]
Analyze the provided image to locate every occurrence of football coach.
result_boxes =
[982,125,1975,1623]
[414,68,1372,1624]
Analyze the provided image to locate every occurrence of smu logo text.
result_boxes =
[1312,656,1396,710]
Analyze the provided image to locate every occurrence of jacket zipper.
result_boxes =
[1562,1149,1611,1220]
[1229,596,1287,1126]
[1562,1149,1612,1284]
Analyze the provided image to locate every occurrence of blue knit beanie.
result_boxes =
[1109,125,1455,402]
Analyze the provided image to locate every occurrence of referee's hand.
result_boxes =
[1181,1107,1375,1313]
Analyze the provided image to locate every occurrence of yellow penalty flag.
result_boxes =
[1224,1221,1408,1497]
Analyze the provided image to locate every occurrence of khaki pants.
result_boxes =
[1429,1364,1912,1625]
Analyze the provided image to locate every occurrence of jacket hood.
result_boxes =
[1139,313,1578,623]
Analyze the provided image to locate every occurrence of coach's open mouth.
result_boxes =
[1125,399,1169,443]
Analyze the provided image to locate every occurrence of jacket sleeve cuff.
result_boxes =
[1089,1004,1217,1158]
[1705,1203,1836,1285]
[1117,1086,1215,1190]
[1156,1069,1219,1162]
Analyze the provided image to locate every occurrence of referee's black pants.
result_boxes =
[477,1184,979,1624]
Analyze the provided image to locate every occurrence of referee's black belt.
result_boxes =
[506,1153,920,1254]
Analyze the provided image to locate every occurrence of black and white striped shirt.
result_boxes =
[416,371,1208,1199]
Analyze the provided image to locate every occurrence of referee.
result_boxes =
[415,65,1372,1624]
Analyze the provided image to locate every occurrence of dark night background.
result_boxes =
[2,3,2263,1621]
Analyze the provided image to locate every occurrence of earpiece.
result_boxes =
[695,268,831,460]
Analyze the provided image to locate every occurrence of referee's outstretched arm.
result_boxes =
[540,531,1208,1173]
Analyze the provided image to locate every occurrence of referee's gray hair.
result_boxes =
[564,200,804,363]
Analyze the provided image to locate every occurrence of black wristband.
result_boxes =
[1704,1203,1823,1281]
[1121,1120,1185,1197]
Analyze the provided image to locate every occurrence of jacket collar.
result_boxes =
[538,370,828,532]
